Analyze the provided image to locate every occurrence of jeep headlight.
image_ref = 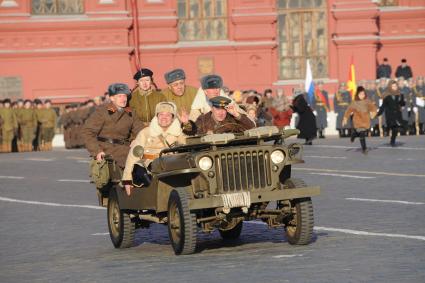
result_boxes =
[271,150,285,164]
[198,156,213,171]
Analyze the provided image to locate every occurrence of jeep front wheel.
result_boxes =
[284,178,314,245]
[167,187,197,255]
[107,188,135,248]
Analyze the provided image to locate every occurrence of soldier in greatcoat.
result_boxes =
[82,83,144,169]
[129,68,165,126]
[36,100,57,151]
[334,82,351,137]
[0,99,18,153]
[312,81,329,138]
[16,100,37,151]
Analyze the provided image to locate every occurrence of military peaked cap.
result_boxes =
[34,99,43,105]
[209,96,231,108]
[108,83,131,96]
[3,98,11,104]
[133,68,154,81]
[164,68,185,84]
[201,74,223,89]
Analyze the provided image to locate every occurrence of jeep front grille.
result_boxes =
[215,150,272,192]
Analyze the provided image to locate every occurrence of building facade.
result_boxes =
[0,0,424,104]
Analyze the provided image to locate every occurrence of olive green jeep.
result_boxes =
[96,126,320,255]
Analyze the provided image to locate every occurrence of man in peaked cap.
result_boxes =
[181,96,255,135]
[35,99,57,151]
[129,68,165,125]
[161,68,198,114]
[82,83,144,169]
[16,99,37,151]
[334,82,351,137]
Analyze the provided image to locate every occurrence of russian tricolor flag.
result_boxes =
[305,59,315,105]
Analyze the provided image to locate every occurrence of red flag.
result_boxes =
[347,56,357,99]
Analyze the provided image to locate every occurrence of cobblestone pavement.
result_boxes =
[0,135,424,283]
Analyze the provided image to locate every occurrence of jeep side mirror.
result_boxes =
[132,145,144,158]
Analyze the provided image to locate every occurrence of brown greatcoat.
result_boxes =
[344,99,377,130]
[82,103,144,168]
[184,112,255,135]
[161,85,198,113]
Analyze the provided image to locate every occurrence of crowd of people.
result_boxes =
[0,99,57,153]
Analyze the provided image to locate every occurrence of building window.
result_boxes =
[178,0,227,41]
[277,0,328,80]
[378,0,398,6]
[32,0,84,15]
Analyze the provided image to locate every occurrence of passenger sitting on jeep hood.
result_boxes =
[181,96,255,135]
[122,102,186,195]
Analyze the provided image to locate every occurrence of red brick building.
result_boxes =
[0,0,424,105]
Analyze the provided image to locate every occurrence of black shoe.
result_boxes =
[350,133,356,143]
[361,148,368,155]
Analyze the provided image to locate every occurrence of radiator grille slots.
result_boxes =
[215,150,272,192]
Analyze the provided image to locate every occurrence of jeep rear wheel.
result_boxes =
[167,188,197,255]
[107,188,135,248]
[219,221,243,240]
[284,178,314,245]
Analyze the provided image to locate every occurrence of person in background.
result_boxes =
[365,80,381,137]
[334,82,351,137]
[17,100,37,152]
[376,80,406,147]
[0,99,18,153]
[291,94,317,145]
[376,57,392,79]
[413,76,425,135]
[312,81,329,138]
[343,86,377,154]
[395,58,413,80]
[269,90,293,130]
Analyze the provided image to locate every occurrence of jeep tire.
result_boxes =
[167,187,197,255]
[107,188,135,248]
[284,178,314,245]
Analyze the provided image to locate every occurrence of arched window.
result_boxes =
[277,0,328,79]
[178,0,227,41]
[32,0,84,15]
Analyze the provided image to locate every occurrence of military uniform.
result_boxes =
[36,104,57,151]
[16,103,37,151]
[129,88,165,124]
[83,103,143,168]
[161,68,198,113]
[0,100,18,153]
[162,86,198,114]
[366,83,381,136]
[334,86,351,137]
[398,84,411,135]
[82,83,144,169]
[183,96,255,135]
[312,87,329,138]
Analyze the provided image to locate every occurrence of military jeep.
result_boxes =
[96,126,320,255]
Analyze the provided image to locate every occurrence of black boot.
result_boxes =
[350,130,357,143]
[419,123,425,135]
[360,135,367,154]
[390,127,398,146]
[409,125,416,136]
[319,130,325,139]
[383,127,389,137]
[338,129,342,138]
